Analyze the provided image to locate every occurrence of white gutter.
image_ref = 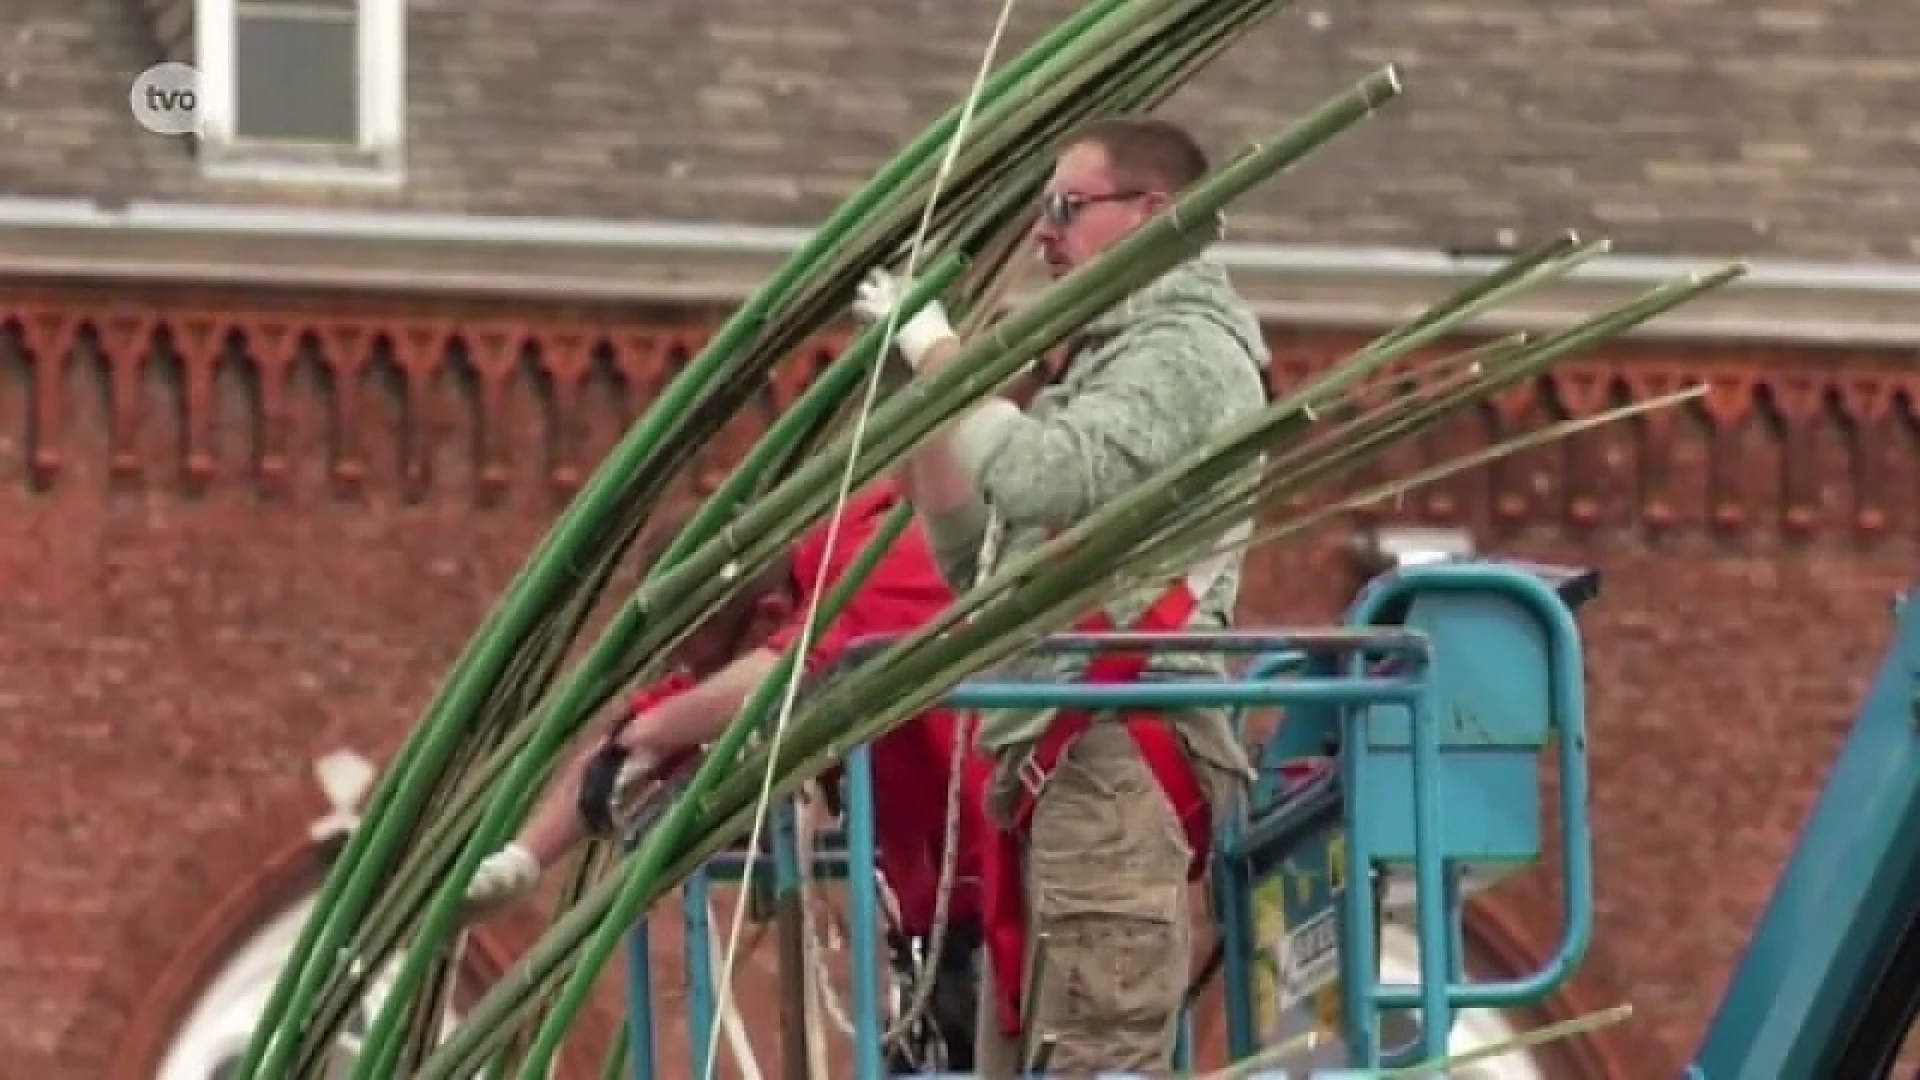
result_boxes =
[0,196,1914,346]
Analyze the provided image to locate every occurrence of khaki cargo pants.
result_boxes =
[974,722,1197,1076]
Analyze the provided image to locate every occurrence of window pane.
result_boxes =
[232,11,359,143]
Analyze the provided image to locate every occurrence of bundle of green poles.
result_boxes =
[232,0,1744,1077]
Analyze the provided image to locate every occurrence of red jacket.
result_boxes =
[629,483,986,933]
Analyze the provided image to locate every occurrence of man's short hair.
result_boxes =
[1065,115,1211,193]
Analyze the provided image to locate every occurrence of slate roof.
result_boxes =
[4,0,1919,261]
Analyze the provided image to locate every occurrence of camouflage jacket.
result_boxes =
[923,254,1270,780]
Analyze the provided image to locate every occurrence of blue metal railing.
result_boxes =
[1339,563,1594,1067]
[621,560,1597,1077]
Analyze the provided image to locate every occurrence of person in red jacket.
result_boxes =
[463,481,989,1071]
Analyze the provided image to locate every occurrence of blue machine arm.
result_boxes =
[1692,588,1920,1079]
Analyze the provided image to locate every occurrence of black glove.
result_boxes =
[576,741,631,838]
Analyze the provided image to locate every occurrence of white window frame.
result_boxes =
[1265,915,1548,1077]
[159,890,462,1080]
[193,0,406,187]
[1376,922,1547,1079]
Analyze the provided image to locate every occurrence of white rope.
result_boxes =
[794,804,834,1078]
[700,0,1024,1073]
[801,876,859,1041]
[704,899,767,1080]
[879,250,1034,1068]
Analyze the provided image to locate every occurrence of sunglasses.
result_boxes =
[1040,189,1148,226]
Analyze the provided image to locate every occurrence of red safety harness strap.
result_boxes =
[980,576,1215,1037]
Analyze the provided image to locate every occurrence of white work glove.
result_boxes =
[463,843,541,918]
[853,267,956,369]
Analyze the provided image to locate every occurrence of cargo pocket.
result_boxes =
[1027,727,1193,917]
[1036,912,1186,1071]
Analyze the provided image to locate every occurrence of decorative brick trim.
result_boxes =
[5,285,1914,536]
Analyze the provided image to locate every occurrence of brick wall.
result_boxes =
[2,286,1917,1077]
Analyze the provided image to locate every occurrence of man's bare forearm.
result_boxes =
[894,336,1029,588]
[617,648,780,753]
[895,338,974,515]
[904,337,1033,503]
[899,429,980,517]
[512,649,778,867]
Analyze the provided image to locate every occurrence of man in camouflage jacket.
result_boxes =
[853,115,1270,1074]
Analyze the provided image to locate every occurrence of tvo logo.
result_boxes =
[130,62,205,136]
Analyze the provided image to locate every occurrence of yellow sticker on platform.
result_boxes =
[1248,823,1351,1050]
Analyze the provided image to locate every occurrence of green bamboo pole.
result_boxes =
[1125,271,1741,584]
[241,2,1080,1063]
[615,69,1402,674]
[423,264,960,1074]
[343,283,970,1080]
[424,239,1605,1076]
[1114,273,1746,592]
[442,205,1727,1080]
[468,76,1407,957]
[253,478,677,1076]
[330,276,998,1045]
[716,265,1744,813]
[289,592,629,1069]
[489,839,619,1077]
[414,307,1726,1080]
[672,245,1666,983]
[508,501,921,1078]
[250,8,1762,1076]
[294,256,962,1025]
[632,254,967,591]
[326,328,949,1039]
[598,1025,630,1080]
[314,35,1274,1053]
[280,14,1320,1060]
[412,504,914,1078]
[295,547,647,1071]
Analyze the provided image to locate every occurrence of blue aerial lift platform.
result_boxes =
[615,559,1920,1078]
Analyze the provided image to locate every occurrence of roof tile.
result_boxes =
[4,0,1917,258]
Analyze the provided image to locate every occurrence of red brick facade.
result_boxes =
[3,282,1916,1078]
